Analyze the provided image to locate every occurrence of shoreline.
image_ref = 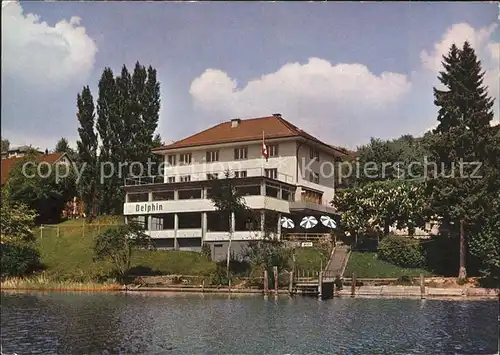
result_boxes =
[1,285,498,299]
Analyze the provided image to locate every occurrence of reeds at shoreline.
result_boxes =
[1,274,122,291]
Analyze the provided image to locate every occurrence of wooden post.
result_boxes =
[318,271,324,299]
[333,282,336,296]
[273,266,278,296]
[288,271,294,295]
[420,274,425,299]
[57,226,60,238]
[351,273,356,297]
[202,279,205,293]
[264,270,269,294]
[228,279,231,292]
[40,225,43,239]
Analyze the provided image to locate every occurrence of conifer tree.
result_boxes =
[426,41,495,281]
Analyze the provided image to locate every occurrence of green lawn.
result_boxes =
[344,251,433,278]
[294,247,330,272]
[36,218,215,281]
[36,218,328,281]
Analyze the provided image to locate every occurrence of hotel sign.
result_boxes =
[124,202,167,215]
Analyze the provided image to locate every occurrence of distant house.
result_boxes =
[0,151,72,186]
[1,145,44,160]
[0,151,88,219]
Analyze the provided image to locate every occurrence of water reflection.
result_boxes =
[1,291,497,354]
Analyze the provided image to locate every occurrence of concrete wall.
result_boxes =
[205,241,250,262]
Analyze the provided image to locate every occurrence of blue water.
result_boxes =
[1,291,498,354]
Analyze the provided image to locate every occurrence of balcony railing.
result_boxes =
[124,167,294,186]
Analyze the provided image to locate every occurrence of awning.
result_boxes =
[289,201,339,216]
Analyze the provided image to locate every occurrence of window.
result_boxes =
[234,147,248,160]
[234,171,247,178]
[301,189,322,204]
[167,176,176,183]
[180,175,191,182]
[235,185,261,196]
[150,214,175,230]
[267,144,279,157]
[178,189,201,199]
[128,215,148,229]
[207,211,230,232]
[282,189,292,201]
[207,173,218,180]
[167,155,176,166]
[128,193,149,202]
[265,168,278,179]
[177,212,201,229]
[309,172,319,184]
[152,191,174,201]
[310,147,320,161]
[266,184,279,198]
[206,150,219,162]
[179,153,192,164]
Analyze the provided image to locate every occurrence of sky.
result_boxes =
[2,1,499,151]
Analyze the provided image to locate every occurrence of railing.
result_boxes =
[282,233,332,241]
[125,176,165,186]
[124,167,295,186]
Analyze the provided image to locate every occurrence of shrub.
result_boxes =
[201,243,212,261]
[1,243,42,277]
[377,235,425,268]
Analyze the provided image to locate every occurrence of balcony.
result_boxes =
[124,167,294,186]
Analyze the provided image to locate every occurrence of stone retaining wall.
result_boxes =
[338,286,498,298]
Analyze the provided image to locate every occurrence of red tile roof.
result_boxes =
[1,152,65,185]
[154,114,348,155]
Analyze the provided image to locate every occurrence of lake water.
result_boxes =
[1,291,498,354]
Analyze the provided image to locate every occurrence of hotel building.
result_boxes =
[123,114,348,260]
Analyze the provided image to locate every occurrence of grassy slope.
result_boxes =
[36,218,327,280]
[294,247,330,272]
[344,251,433,278]
[36,218,215,280]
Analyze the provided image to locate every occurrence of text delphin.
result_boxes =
[136,203,163,213]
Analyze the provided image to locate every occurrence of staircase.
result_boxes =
[323,243,351,280]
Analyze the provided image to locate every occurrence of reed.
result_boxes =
[1,274,122,291]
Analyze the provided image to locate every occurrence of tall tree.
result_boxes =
[426,42,495,281]
[96,68,120,214]
[76,86,98,218]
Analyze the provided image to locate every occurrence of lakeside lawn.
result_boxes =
[35,218,327,281]
[36,218,215,280]
[294,247,330,272]
[344,251,433,278]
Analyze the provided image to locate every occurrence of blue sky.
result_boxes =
[2,1,499,151]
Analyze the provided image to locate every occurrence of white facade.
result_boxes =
[123,129,344,253]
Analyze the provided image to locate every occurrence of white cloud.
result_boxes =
[190,58,411,148]
[190,23,499,148]
[1,1,97,90]
[1,1,97,151]
[419,23,499,126]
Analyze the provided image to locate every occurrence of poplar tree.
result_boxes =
[76,86,98,218]
[96,68,119,214]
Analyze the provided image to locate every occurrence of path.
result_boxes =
[324,243,350,280]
